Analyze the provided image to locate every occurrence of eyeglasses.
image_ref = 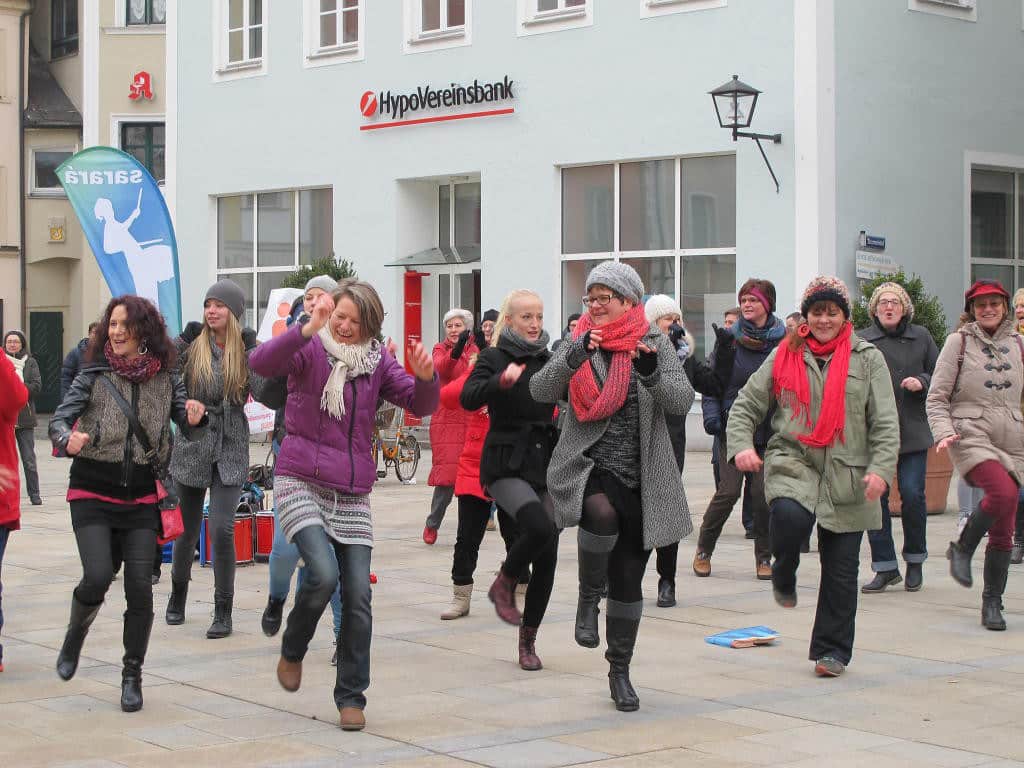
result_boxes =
[582,294,618,307]
[876,299,902,308]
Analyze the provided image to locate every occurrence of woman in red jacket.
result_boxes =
[423,309,478,545]
[0,353,29,673]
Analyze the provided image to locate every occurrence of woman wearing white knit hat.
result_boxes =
[643,295,734,608]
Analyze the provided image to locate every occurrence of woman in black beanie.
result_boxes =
[166,279,264,638]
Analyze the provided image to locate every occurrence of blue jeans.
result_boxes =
[0,526,9,664]
[867,450,928,572]
[281,526,372,710]
[268,506,342,636]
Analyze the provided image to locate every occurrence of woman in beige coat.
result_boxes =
[927,279,1024,631]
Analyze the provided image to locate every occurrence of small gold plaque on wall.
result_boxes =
[48,216,66,243]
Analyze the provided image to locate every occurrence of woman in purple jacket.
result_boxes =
[249,280,438,732]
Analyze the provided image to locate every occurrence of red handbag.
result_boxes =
[155,479,184,544]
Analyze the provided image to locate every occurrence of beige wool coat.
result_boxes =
[925,317,1024,485]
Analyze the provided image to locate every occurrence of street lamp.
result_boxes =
[709,75,782,193]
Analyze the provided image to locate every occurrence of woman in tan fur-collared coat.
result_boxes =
[927,279,1024,631]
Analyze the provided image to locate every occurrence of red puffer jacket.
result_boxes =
[428,337,479,486]
[440,372,489,501]
[1,354,29,530]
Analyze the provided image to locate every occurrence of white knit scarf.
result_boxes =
[317,327,380,419]
[5,352,25,381]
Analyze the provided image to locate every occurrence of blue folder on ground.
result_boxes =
[705,626,779,648]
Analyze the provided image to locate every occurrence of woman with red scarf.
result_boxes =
[727,276,898,677]
[49,296,207,711]
[0,353,29,673]
[530,262,693,711]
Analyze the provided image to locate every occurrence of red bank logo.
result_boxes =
[358,76,515,131]
[359,91,378,117]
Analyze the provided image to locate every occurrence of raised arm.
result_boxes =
[635,332,694,416]
[377,348,440,418]
[461,348,504,411]
[248,323,310,379]
[528,335,591,404]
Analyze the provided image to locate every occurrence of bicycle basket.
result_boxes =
[375,404,399,431]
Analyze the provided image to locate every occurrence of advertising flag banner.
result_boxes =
[56,147,182,333]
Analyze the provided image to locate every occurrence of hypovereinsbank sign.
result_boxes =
[359,75,515,131]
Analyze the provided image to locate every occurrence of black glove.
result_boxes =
[633,347,658,377]
[566,331,594,369]
[451,329,471,360]
[181,321,203,344]
[242,328,259,351]
[473,329,487,351]
[668,323,685,351]
[712,323,734,347]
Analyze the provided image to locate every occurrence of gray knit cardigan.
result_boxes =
[169,335,266,488]
[529,325,695,550]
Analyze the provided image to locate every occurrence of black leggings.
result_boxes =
[452,495,493,586]
[74,524,157,619]
[581,472,651,604]
[488,478,559,628]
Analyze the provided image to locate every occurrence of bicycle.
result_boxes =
[372,403,421,483]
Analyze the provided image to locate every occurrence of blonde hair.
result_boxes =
[1013,288,1024,309]
[492,289,543,347]
[184,312,249,405]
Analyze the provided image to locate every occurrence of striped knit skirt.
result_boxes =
[274,475,373,547]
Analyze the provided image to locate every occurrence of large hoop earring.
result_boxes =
[139,340,148,355]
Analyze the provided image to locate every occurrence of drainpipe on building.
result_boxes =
[17,6,29,330]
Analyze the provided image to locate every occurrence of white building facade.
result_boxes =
[170,0,1024,371]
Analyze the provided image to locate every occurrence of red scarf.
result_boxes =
[569,305,650,423]
[105,341,162,384]
[772,322,852,448]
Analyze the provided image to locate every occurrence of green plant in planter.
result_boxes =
[852,269,948,347]
[280,257,357,289]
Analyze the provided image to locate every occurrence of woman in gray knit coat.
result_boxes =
[166,279,264,639]
[530,261,694,712]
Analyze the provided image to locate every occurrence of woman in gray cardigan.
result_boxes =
[166,279,264,638]
[530,262,694,712]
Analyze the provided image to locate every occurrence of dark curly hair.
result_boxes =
[86,295,177,369]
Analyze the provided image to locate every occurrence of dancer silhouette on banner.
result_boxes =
[93,189,175,308]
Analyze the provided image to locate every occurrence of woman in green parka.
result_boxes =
[727,276,899,678]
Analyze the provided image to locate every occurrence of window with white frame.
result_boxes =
[31,148,75,194]
[127,0,167,25]
[405,0,471,52]
[216,189,333,328]
[970,168,1023,291]
[640,0,727,21]
[518,0,591,35]
[223,0,263,69]
[908,0,976,22]
[560,155,736,359]
[305,0,364,64]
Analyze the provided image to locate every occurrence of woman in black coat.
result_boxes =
[460,289,559,670]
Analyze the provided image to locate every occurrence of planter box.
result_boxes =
[887,446,954,516]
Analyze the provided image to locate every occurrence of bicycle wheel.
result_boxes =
[394,434,421,483]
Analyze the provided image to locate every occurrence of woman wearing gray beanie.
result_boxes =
[166,278,265,639]
[530,261,694,712]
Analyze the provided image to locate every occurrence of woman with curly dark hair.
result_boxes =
[49,296,207,712]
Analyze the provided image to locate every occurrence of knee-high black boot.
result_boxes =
[982,550,1011,631]
[576,530,616,648]
[605,600,642,712]
[56,595,103,681]
[121,611,153,712]
[947,510,994,588]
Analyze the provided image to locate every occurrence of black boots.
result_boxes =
[165,579,188,625]
[861,570,902,594]
[605,605,642,712]
[207,596,233,639]
[576,530,616,648]
[982,549,1011,631]
[56,595,103,681]
[947,510,993,588]
[656,578,676,608]
[262,596,286,636]
[121,612,153,712]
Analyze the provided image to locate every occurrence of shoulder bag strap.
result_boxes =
[97,375,157,463]
[951,331,968,395]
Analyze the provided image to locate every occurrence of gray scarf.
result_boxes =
[497,327,550,358]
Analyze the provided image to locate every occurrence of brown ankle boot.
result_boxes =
[488,566,522,625]
[276,656,302,692]
[518,625,542,671]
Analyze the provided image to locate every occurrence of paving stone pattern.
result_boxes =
[2,438,1023,767]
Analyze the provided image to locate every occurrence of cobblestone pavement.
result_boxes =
[2,437,1024,767]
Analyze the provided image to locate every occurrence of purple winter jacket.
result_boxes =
[249,323,439,493]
